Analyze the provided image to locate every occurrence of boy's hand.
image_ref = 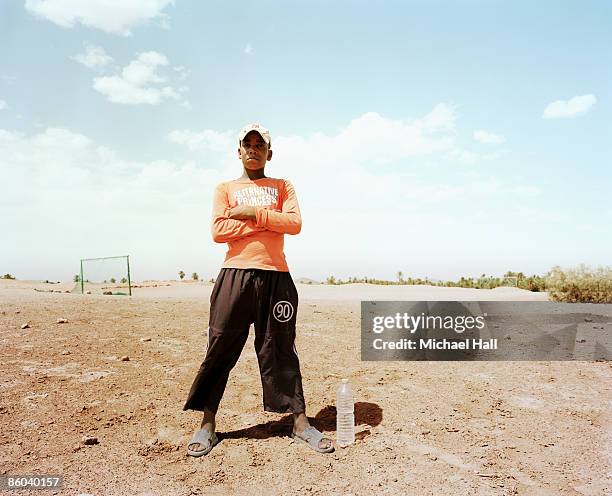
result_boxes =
[228,205,257,221]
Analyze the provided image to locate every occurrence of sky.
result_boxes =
[1,0,610,282]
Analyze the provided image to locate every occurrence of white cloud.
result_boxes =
[2,107,573,282]
[171,105,458,166]
[419,103,457,131]
[93,51,188,105]
[449,148,479,164]
[312,105,457,166]
[24,0,174,36]
[0,126,223,280]
[542,94,596,119]
[71,43,113,69]
[0,100,7,110]
[168,129,233,152]
[473,130,505,144]
[173,65,190,81]
[448,147,506,164]
[244,43,253,55]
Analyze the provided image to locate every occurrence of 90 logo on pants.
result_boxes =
[272,301,294,322]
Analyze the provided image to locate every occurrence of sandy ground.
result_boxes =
[0,280,610,496]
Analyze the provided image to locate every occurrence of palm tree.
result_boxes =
[192,272,199,281]
[179,270,185,280]
[397,271,404,284]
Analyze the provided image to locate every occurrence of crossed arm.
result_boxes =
[211,181,302,243]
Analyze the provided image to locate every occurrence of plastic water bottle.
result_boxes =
[336,378,355,447]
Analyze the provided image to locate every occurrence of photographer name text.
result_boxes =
[372,338,498,350]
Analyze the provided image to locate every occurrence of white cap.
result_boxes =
[238,123,271,147]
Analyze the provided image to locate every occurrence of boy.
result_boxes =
[183,123,333,456]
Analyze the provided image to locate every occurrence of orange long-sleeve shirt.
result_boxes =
[211,177,302,272]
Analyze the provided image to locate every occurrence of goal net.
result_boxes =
[74,255,132,295]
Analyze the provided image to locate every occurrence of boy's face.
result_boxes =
[238,131,272,170]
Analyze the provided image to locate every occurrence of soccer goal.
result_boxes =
[75,255,132,296]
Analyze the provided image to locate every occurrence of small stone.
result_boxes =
[15,310,21,314]
[140,337,152,342]
[61,350,71,355]
[121,356,130,361]
[56,318,68,324]
[82,436,99,445]
[584,317,593,322]
[21,323,30,329]
[421,429,431,435]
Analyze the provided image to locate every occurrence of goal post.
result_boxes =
[76,255,132,296]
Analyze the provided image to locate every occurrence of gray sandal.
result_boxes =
[291,426,334,453]
[187,427,219,457]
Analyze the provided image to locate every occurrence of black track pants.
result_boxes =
[183,268,305,414]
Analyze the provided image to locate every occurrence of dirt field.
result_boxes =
[1,280,610,496]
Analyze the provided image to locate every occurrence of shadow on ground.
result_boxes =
[220,402,382,441]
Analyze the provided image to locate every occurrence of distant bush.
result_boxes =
[323,268,611,301]
[547,265,612,303]
[192,272,199,281]
[121,277,127,283]
[520,275,547,292]
[2,273,15,280]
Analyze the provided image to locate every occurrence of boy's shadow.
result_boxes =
[220,402,381,441]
